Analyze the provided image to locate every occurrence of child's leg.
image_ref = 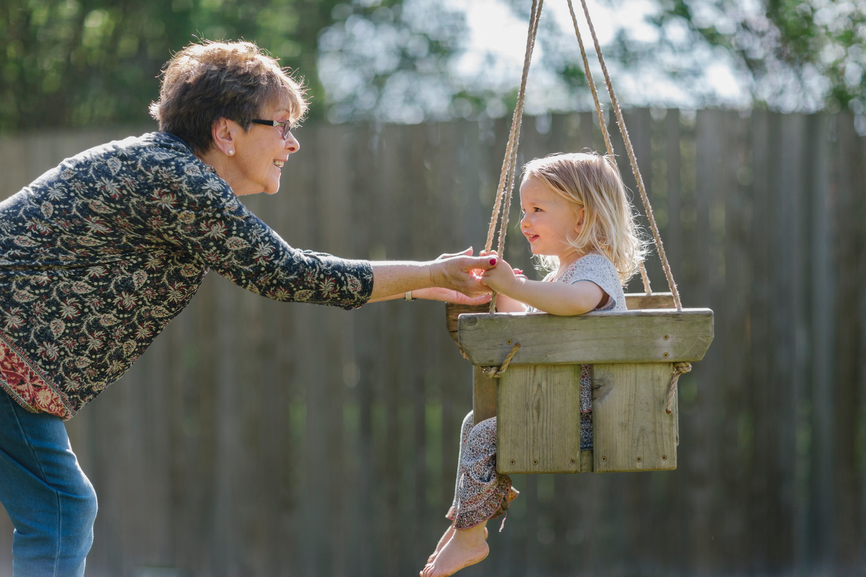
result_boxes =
[428,411,476,564]
[421,521,489,577]
[422,416,518,576]
[449,417,516,529]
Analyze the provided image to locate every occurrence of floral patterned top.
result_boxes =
[0,132,373,419]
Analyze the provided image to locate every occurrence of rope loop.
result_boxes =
[482,342,522,378]
[665,362,691,414]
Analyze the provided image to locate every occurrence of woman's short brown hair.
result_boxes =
[149,40,308,155]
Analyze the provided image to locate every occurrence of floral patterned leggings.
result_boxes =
[445,412,518,530]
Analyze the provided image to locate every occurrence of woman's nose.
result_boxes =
[285,132,300,153]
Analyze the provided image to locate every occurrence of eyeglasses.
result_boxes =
[250,119,293,140]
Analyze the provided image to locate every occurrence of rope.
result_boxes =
[485,0,544,313]
[565,0,613,157]
[665,362,691,414]
[566,0,652,296]
[639,263,652,295]
[574,0,683,310]
[483,342,522,378]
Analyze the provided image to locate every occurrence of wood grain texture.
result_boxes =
[592,363,678,472]
[497,365,584,474]
[472,366,498,424]
[445,293,676,347]
[1,112,863,576]
[458,309,714,366]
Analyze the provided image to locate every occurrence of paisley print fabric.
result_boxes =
[0,132,373,418]
[447,412,519,529]
[0,338,66,418]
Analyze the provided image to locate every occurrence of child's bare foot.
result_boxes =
[427,525,455,564]
[427,525,488,564]
[420,523,488,577]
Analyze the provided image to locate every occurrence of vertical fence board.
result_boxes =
[833,112,866,570]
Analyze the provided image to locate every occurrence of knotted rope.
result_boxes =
[666,362,692,414]
[482,342,522,378]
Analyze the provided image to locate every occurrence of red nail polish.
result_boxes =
[489,258,497,266]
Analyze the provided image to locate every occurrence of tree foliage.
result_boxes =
[315,0,469,123]
[647,0,864,111]
[0,0,345,132]
[1,0,863,133]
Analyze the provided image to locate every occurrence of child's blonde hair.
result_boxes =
[521,151,647,284]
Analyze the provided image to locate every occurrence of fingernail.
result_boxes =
[489,258,497,266]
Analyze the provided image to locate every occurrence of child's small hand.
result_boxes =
[479,255,518,295]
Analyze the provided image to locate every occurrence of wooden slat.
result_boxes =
[445,293,678,349]
[472,366,498,424]
[458,308,714,366]
[592,363,678,472]
[624,292,675,310]
[497,365,583,474]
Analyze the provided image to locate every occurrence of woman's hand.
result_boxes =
[367,248,497,302]
[429,248,498,298]
[409,287,492,305]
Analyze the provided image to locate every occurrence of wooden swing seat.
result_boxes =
[446,295,714,474]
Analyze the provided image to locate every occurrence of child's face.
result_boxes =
[519,177,584,266]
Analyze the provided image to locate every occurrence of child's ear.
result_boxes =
[574,206,586,233]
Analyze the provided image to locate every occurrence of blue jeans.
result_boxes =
[0,390,97,576]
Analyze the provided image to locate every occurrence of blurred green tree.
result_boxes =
[0,0,358,132]
[1,0,862,132]
[643,0,865,112]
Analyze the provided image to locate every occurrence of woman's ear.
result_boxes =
[211,118,237,157]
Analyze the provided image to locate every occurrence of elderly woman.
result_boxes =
[0,40,494,576]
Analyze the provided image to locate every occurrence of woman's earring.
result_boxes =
[228,150,234,156]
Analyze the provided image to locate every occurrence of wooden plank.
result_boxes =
[445,294,677,347]
[497,365,583,474]
[458,309,714,365]
[592,363,678,472]
[472,366,498,423]
[624,292,675,310]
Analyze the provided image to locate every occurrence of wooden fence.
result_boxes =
[0,110,864,576]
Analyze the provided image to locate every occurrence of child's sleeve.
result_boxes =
[565,254,625,311]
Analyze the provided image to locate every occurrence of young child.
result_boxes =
[421,151,646,577]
